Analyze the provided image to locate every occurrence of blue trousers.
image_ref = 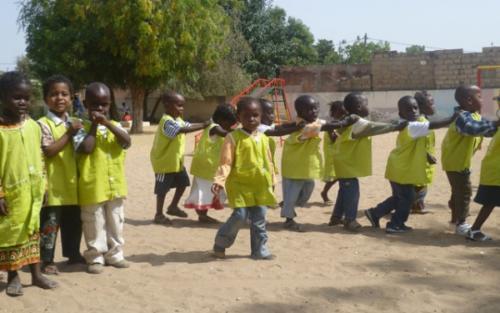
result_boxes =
[214,206,270,258]
[281,178,315,218]
[331,178,360,222]
[372,181,416,227]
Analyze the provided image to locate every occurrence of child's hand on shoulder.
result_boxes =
[343,114,360,126]
[0,198,8,216]
[67,119,83,136]
[91,112,108,125]
[394,120,408,131]
[211,183,223,195]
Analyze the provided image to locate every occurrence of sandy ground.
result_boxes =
[1,127,499,313]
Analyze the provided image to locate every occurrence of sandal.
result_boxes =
[153,214,172,225]
[467,230,492,242]
[166,207,188,218]
[41,262,59,275]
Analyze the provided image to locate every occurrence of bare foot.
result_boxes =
[32,273,58,289]
[320,191,333,205]
[41,262,59,275]
[6,273,23,297]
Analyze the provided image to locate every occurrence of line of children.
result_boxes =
[150,91,210,225]
[364,96,456,233]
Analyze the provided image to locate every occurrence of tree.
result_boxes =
[20,0,228,133]
[340,37,391,64]
[405,45,426,54]
[315,39,341,64]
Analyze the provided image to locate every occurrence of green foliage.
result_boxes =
[405,45,426,54]
[315,39,341,64]
[339,37,391,64]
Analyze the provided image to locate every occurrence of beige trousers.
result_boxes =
[81,198,125,265]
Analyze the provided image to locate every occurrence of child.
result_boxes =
[281,95,357,232]
[364,96,456,233]
[330,92,406,231]
[37,75,85,275]
[411,91,436,215]
[150,91,209,224]
[467,99,500,241]
[212,97,276,259]
[441,85,499,235]
[76,82,131,274]
[320,101,346,205]
[0,71,58,296]
[184,104,237,223]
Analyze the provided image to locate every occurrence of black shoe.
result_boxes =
[400,224,413,231]
[385,222,410,234]
[364,209,380,228]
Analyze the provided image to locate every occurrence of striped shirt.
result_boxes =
[455,109,497,137]
[163,119,191,138]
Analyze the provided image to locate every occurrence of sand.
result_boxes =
[1,128,499,313]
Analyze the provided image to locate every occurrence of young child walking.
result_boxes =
[281,95,357,232]
[212,97,276,260]
[330,92,406,231]
[320,101,346,205]
[76,82,131,274]
[150,91,209,224]
[38,75,84,275]
[0,71,58,296]
[184,104,237,223]
[411,91,437,215]
[364,96,456,233]
[441,85,499,235]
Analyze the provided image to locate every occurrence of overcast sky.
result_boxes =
[1,0,499,71]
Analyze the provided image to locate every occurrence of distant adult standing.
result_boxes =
[73,94,85,117]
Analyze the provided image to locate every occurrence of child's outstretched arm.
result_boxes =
[320,115,359,132]
[265,122,305,137]
[352,119,407,139]
[455,112,499,137]
[40,120,83,157]
[179,120,211,134]
[428,112,459,130]
[210,125,232,137]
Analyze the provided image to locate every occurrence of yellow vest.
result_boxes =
[441,112,483,172]
[323,132,336,179]
[38,115,79,206]
[190,124,224,181]
[150,115,186,174]
[0,119,45,247]
[333,125,372,178]
[385,126,432,186]
[78,120,127,206]
[419,116,436,187]
[479,130,500,186]
[282,130,323,179]
[226,129,276,208]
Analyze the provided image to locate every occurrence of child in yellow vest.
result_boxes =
[150,91,210,224]
[37,75,84,275]
[467,99,500,241]
[0,71,58,296]
[75,82,131,274]
[411,90,437,215]
[212,97,276,259]
[330,92,406,231]
[320,101,346,205]
[281,95,358,232]
[441,85,499,236]
[184,104,237,223]
[364,96,456,233]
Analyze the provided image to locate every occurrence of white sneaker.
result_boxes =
[455,223,471,236]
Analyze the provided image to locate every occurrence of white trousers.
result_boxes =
[81,198,125,265]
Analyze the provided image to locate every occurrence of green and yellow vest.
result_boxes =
[150,115,186,174]
[479,130,500,186]
[190,124,224,181]
[282,130,323,179]
[333,125,372,178]
[323,132,336,180]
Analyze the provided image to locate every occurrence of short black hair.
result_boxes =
[294,95,317,113]
[398,95,414,111]
[0,71,31,101]
[329,100,344,111]
[161,90,183,104]
[213,103,237,125]
[414,90,429,109]
[236,96,259,114]
[42,74,74,99]
[259,98,273,109]
[454,85,477,104]
[343,92,363,113]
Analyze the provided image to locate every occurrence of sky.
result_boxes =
[1,0,499,71]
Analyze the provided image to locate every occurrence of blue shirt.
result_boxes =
[455,109,497,137]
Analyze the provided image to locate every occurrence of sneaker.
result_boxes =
[109,260,130,269]
[455,223,471,236]
[212,250,226,259]
[364,209,380,228]
[328,216,344,226]
[400,224,413,231]
[466,229,492,242]
[344,220,362,232]
[284,219,305,232]
[166,207,188,218]
[385,223,410,234]
[252,254,276,261]
[87,263,104,274]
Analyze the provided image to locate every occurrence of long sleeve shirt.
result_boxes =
[455,109,497,137]
[350,117,400,139]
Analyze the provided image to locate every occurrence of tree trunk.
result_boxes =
[143,90,149,121]
[109,87,120,121]
[130,86,145,134]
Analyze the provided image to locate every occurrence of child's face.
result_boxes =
[219,120,235,132]
[45,82,72,116]
[420,95,435,116]
[85,92,111,117]
[238,102,261,132]
[399,98,419,121]
[164,95,185,118]
[297,100,319,123]
[358,96,369,117]
[261,102,275,126]
[330,106,347,120]
[2,82,31,118]
[461,86,482,112]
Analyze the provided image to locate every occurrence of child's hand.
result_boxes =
[91,112,108,125]
[343,114,360,126]
[0,198,8,216]
[211,183,223,195]
[203,120,212,128]
[394,120,408,131]
[67,119,83,136]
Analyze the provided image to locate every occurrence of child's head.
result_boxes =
[344,92,369,117]
[414,90,435,116]
[398,96,419,121]
[84,82,111,117]
[43,74,74,117]
[236,97,261,132]
[259,98,275,126]
[454,85,482,112]
[0,71,32,119]
[294,95,319,123]
[161,91,185,118]
[212,103,237,131]
[328,100,347,120]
